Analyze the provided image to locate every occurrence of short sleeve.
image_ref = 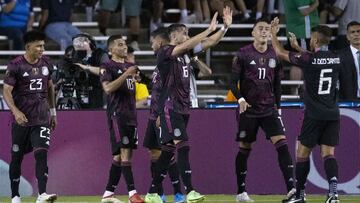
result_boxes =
[157,45,176,64]
[289,51,311,67]
[99,63,113,83]
[4,63,18,86]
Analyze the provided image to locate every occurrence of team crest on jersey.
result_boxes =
[259,57,266,65]
[41,66,49,76]
[268,58,276,68]
[32,67,39,75]
[117,69,123,74]
[100,69,106,75]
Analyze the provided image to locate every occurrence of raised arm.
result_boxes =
[271,17,290,62]
[201,6,233,50]
[171,12,218,56]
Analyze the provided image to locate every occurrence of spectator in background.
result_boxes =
[0,0,34,50]
[283,0,319,95]
[267,0,285,23]
[194,0,211,23]
[39,0,81,50]
[97,0,142,51]
[150,0,163,33]
[126,46,150,108]
[338,21,360,101]
[328,0,360,49]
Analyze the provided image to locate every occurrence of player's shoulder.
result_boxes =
[9,55,25,66]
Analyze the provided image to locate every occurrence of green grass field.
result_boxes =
[1,195,359,203]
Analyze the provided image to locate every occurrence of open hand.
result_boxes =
[270,17,280,36]
[208,12,218,32]
[238,99,251,114]
[14,109,28,126]
[222,6,233,28]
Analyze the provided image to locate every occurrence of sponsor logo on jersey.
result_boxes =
[41,66,49,76]
[269,58,276,68]
[118,69,123,74]
[250,60,256,65]
[23,72,29,77]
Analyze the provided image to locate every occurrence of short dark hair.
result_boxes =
[73,33,96,50]
[107,34,124,47]
[347,21,360,30]
[253,18,271,29]
[23,30,46,45]
[167,23,186,36]
[311,25,333,45]
[151,27,170,42]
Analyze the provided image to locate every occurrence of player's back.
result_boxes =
[289,50,341,120]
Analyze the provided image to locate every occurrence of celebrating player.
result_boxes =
[144,6,233,203]
[230,18,295,203]
[271,17,342,203]
[100,35,144,203]
[3,30,57,203]
[143,27,185,203]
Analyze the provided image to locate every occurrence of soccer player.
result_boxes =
[230,18,295,202]
[3,31,57,203]
[143,27,185,203]
[100,35,144,203]
[144,6,233,203]
[271,17,342,203]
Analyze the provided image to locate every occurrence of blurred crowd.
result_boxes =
[0,0,359,50]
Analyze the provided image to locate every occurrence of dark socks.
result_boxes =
[295,157,310,199]
[121,161,135,192]
[324,155,338,196]
[235,148,251,194]
[34,149,48,195]
[149,145,175,194]
[176,141,193,194]
[105,160,122,192]
[275,139,295,192]
[168,157,182,194]
[9,152,24,198]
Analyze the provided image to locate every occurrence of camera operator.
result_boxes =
[71,33,109,109]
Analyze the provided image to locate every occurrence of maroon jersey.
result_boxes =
[149,66,162,120]
[289,50,341,120]
[157,45,193,115]
[4,56,53,126]
[232,44,282,117]
[100,60,137,126]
